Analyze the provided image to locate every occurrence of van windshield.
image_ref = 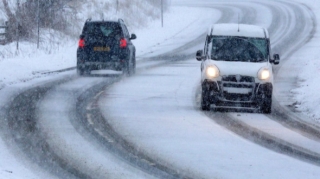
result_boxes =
[209,36,269,62]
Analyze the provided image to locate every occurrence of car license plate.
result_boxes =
[94,46,110,52]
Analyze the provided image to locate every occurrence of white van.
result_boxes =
[196,24,280,113]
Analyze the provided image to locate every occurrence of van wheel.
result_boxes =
[261,95,272,114]
[201,89,210,111]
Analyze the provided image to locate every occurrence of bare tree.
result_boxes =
[2,0,16,41]
[1,0,75,42]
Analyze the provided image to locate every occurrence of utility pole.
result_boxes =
[16,0,20,51]
[161,0,164,27]
[50,0,53,48]
[37,0,40,49]
[116,0,119,14]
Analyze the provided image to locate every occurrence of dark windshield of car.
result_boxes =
[82,22,122,38]
[209,36,269,62]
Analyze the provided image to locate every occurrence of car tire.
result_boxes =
[77,67,84,76]
[123,60,130,76]
[128,60,134,76]
[131,54,136,75]
[261,94,272,114]
[201,88,211,111]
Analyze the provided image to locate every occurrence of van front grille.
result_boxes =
[219,75,256,102]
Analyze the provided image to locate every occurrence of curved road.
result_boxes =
[1,0,319,179]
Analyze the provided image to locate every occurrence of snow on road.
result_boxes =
[97,0,320,178]
[233,113,320,152]
[0,75,73,179]
[0,5,218,179]
[135,7,220,58]
[37,77,155,179]
[99,59,320,179]
[1,0,320,178]
[289,0,320,124]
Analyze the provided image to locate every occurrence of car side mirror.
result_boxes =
[272,54,280,65]
[130,34,137,40]
[79,34,85,39]
[196,50,204,61]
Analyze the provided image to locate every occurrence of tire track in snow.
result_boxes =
[68,3,260,179]
[5,1,316,178]
[2,4,241,179]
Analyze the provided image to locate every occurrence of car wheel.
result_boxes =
[123,60,130,76]
[131,55,136,75]
[77,67,84,76]
[261,94,272,114]
[201,88,210,111]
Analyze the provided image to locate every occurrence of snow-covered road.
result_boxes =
[1,0,320,179]
[98,1,320,178]
[100,58,320,179]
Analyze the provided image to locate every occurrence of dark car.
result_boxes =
[77,19,137,76]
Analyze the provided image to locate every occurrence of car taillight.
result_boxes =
[79,39,85,48]
[120,38,127,48]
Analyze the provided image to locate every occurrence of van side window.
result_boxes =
[207,39,213,60]
[204,36,211,59]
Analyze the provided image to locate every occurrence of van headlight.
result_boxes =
[206,65,220,78]
[258,68,271,80]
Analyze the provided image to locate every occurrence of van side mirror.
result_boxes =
[272,54,280,65]
[196,50,204,61]
[130,34,137,40]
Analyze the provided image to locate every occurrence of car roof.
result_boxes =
[86,20,119,24]
[85,18,125,24]
[208,24,268,38]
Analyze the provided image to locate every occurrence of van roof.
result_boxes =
[208,24,268,38]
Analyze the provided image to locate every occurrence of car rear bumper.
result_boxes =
[77,61,125,71]
[77,49,128,71]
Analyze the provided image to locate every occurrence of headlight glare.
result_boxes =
[258,68,271,80]
[206,66,220,78]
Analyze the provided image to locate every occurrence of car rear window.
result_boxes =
[82,22,122,37]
